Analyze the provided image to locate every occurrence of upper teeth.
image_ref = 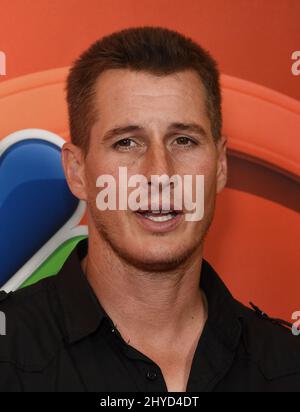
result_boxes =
[144,213,175,222]
[146,210,173,214]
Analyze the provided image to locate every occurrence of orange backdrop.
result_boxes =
[1,0,300,100]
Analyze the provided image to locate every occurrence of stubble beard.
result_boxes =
[88,198,216,274]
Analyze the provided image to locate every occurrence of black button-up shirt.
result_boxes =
[0,239,299,392]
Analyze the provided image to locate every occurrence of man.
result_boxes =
[0,27,299,392]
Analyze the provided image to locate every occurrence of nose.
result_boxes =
[142,144,175,189]
[135,142,183,212]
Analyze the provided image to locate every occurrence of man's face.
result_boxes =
[65,69,227,271]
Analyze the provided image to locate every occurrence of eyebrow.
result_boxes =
[102,122,208,141]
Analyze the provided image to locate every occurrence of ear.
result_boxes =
[216,135,228,194]
[61,143,87,201]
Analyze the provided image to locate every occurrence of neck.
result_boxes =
[82,229,207,349]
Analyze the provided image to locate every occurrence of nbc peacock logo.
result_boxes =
[0,129,88,293]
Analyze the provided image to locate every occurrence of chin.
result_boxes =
[113,240,202,273]
[91,210,209,272]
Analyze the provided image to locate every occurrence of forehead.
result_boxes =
[93,69,208,124]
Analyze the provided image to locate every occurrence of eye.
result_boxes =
[113,138,137,151]
[174,136,197,147]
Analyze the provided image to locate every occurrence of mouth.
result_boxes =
[134,209,184,232]
[136,210,181,222]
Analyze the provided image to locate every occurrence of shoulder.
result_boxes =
[235,300,300,381]
[0,276,65,371]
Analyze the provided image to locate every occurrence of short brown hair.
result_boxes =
[66,26,222,152]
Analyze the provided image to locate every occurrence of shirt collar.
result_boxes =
[57,238,241,350]
[200,259,242,352]
[56,239,107,343]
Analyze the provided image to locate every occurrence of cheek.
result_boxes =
[182,154,218,193]
[200,149,218,184]
[203,169,218,205]
[85,155,118,197]
[85,169,100,201]
[189,155,218,211]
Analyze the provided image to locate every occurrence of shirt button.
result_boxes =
[146,370,158,381]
